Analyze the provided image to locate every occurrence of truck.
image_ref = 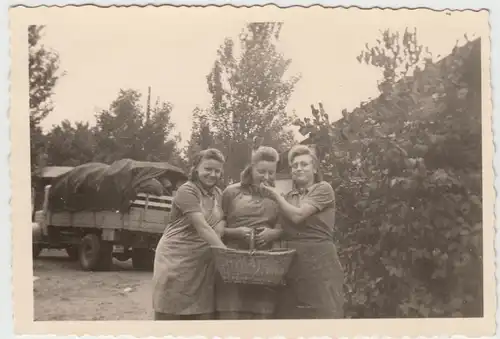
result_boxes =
[32,159,187,271]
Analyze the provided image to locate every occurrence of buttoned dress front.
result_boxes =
[152,181,223,318]
[277,181,345,319]
[215,183,280,319]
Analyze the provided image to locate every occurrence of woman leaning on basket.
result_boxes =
[259,145,345,319]
[215,146,283,320]
[152,148,227,320]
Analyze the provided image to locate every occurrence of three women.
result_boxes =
[152,145,344,320]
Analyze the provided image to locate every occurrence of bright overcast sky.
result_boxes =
[38,8,482,146]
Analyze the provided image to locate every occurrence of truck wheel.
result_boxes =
[65,246,79,261]
[79,234,113,271]
[131,248,155,271]
[33,244,42,259]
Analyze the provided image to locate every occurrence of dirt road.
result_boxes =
[33,249,154,321]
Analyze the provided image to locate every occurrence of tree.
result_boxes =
[45,120,97,166]
[93,89,145,163]
[93,88,184,167]
[203,22,300,183]
[30,125,48,174]
[29,25,64,175]
[29,25,64,127]
[295,30,482,318]
[357,28,430,93]
[143,100,186,168]
[140,100,176,162]
[185,107,214,162]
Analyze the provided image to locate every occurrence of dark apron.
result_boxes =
[277,240,345,319]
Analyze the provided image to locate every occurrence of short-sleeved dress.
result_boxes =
[215,183,280,319]
[152,181,223,318]
[276,181,345,319]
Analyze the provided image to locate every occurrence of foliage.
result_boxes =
[184,106,214,162]
[29,25,64,176]
[30,125,48,175]
[45,89,185,169]
[93,89,145,162]
[294,31,482,318]
[357,28,430,93]
[45,120,97,167]
[198,22,299,183]
[29,25,65,126]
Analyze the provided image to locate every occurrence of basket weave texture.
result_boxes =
[212,231,296,286]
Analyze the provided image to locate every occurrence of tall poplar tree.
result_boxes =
[203,22,300,183]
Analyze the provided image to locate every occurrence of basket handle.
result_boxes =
[249,228,256,251]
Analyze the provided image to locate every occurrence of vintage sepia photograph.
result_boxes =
[9,4,495,338]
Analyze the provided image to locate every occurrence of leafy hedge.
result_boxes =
[294,37,483,318]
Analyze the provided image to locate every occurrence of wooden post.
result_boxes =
[41,185,51,236]
[140,194,149,228]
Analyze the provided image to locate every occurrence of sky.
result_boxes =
[38,8,482,147]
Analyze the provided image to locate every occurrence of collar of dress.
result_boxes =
[194,181,216,197]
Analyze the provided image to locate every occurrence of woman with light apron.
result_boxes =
[152,149,227,320]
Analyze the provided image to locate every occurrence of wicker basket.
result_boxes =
[212,229,296,286]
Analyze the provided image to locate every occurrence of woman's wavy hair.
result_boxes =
[188,148,226,184]
[288,144,323,184]
[240,146,280,188]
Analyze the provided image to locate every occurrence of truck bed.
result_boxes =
[47,193,173,234]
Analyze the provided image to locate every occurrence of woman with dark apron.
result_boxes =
[260,145,345,319]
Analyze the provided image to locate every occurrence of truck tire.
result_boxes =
[33,244,42,259]
[65,246,79,261]
[79,234,113,271]
[131,248,155,271]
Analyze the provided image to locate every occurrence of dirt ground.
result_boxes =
[33,249,154,321]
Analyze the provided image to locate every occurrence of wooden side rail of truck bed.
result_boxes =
[46,194,175,233]
[33,185,177,271]
[131,193,174,212]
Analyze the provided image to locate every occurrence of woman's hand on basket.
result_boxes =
[255,226,276,248]
[237,227,254,243]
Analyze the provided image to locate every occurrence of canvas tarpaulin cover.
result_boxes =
[48,159,187,213]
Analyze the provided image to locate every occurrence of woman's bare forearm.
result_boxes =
[189,213,226,247]
[198,227,226,247]
[275,194,316,224]
[270,227,283,241]
[223,227,242,239]
[214,220,225,239]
